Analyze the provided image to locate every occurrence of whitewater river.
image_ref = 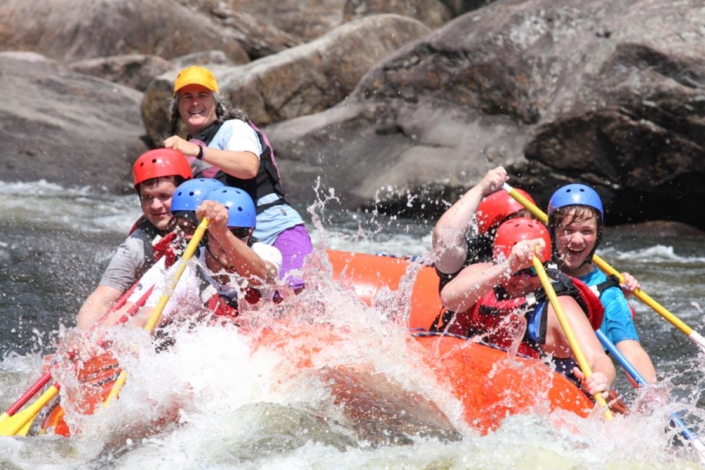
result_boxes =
[1,181,705,469]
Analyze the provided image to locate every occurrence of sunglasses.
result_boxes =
[513,266,538,277]
[168,212,198,231]
[230,228,251,240]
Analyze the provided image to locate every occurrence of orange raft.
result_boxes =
[326,250,594,432]
[41,250,594,436]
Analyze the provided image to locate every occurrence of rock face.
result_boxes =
[68,55,174,93]
[0,53,147,193]
[142,15,432,144]
[194,0,347,42]
[0,0,703,231]
[0,0,250,64]
[342,0,453,29]
[267,0,705,229]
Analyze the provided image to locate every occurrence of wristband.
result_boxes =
[196,145,205,160]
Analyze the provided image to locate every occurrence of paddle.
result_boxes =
[0,220,207,437]
[0,283,159,436]
[0,372,53,424]
[503,183,705,354]
[596,329,705,463]
[104,217,209,405]
[532,255,613,420]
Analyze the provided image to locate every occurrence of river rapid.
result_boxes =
[1,181,705,469]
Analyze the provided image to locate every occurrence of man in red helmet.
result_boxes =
[440,217,616,399]
[76,149,193,330]
[433,167,535,293]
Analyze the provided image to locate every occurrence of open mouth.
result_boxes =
[564,246,586,262]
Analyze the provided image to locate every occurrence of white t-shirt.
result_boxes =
[212,119,262,158]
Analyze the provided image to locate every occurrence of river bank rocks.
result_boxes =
[1,0,704,230]
[0,52,146,194]
[142,14,432,143]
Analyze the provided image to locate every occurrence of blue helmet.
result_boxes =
[171,178,225,213]
[548,184,604,221]
[204,187,256,228]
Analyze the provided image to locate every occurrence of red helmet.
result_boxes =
[476,189,536,235]
[132,149,193,189]
[492,217,551,263]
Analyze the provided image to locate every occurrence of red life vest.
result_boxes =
[435,269,605,358]
[198,272,262,320]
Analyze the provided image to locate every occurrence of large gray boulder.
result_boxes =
[267,0,705,229]
[142,15,432,144]
[0,53,147,193]
[213,0,346,42]
[0,0,250,64]
[67,55,174,93]
[343,0,453,29]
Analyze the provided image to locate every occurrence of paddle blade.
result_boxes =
[0,385,59,436]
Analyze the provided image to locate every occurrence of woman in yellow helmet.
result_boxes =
[164,66,312,293]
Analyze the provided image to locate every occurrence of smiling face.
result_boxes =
[553,207,599,277]
[139,178,178,231]
[177,84,218,134]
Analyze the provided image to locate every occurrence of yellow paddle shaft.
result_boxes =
[503,183,705,352]
[533,256,613,420]
[104,218,210,406]
[0,386,59,436]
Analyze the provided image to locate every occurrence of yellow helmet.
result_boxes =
[173,66,219,96]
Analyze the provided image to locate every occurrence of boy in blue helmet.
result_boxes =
[100,182,282,329]
[548,184,656,385]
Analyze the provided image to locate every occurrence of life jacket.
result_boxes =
[191,119,288,214]
[128,216,181,277]
[197,236,264,319]
[431,268,605,357]
[196,272,262,319]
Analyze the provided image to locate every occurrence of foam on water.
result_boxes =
[601,245,705,265]
[1,245,703,469]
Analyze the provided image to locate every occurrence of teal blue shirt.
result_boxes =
[579,267,640,345]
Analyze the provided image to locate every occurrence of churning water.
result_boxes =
[1,180,705,469]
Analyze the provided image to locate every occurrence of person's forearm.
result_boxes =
[433,185,484,273]
[440,262,510,313]
[202,148,259,180]
[618,341,657,383]
[213,231,277,283]
[76,286,122,330]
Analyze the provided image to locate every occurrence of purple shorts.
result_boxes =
[272,224,313,290]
